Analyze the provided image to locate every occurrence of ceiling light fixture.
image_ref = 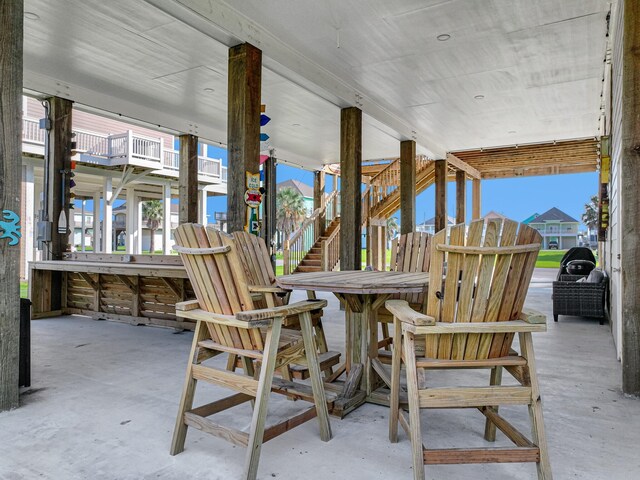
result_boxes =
[292,123,301,127]
[508,130,517,134]
[203,87,215,93]
[24,11,39,20]
[437,34,451,41]
[474,94,485,100]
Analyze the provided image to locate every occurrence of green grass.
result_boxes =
[535,249,598,269]
[20,281,28,298]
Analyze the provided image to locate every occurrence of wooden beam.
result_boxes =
[227,43,262,233]
[455,170,466,224]
[400,140,416,234]
[261,153,276,269]
[179,133,198,224]
[0,0,23,411]
[446,153,481,179]
[434,159,447,232]
[314,170,326,236]
[621,0,640,396]
[472,178,481,220]
[340,107,362,271]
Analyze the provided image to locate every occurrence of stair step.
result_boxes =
[300,260,321,266]
[295,265,322,273]
[306,254,321,260]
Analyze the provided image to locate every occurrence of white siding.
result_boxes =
[608,0,624,359]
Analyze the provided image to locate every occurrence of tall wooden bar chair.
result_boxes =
[377,232,432,355]
[387,218,552,479]
[170,224,332,480]
[232,231,340,378]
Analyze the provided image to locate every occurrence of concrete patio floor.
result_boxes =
[1,269,639,479]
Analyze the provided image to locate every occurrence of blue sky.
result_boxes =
[206,145,597,228]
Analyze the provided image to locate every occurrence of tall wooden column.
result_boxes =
[46,96,73,259]
[314,170,326,236]
[227,43,262,233]
[455,170,466,224]
[400,140,416,234]
[621,0,640,395]
[434,159,448,232]
[340,107,362,271]
[261,154,276,267]
[0,0,23,411]
[179,134,198,224]
[472,178,482,220]
[162,182,172,254]
[102,177,113,253]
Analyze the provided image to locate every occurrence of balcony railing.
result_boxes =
[22,119,227,183]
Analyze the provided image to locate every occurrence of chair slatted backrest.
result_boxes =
[389,232,432,309]
[174,224,263,351]
[232,231,281,309]
[425,218,541,360]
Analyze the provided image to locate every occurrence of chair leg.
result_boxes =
[484,366,503,442]
[313,319,334,378]
[403,331,425,480]
[227,353,238,372]
[381,322,391,351]
[519,333,553,480]
[553,315,558,322]
[389,318,403,443]
[299,311,332,442]
[243,319,283,480]
[170,320,205,455]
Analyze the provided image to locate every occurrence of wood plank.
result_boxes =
[183,412,249,447]
[472,178,481,219]
[418,386,532,408]
[446,153,481,179]
[262,407,318,443]
[424,447,539,465]
[434,159,447,231]
[191,364,259,396]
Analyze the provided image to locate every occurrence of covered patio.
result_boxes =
[1,280,638,479]
[2,0,640,479]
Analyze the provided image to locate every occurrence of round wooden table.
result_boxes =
[277,271,429,415]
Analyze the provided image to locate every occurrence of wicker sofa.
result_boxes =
[552,269,608,325]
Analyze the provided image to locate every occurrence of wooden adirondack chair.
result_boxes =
[378,232,432,354]
[170,224,332,480]
[232,231,340,378]
[386,219,551,480]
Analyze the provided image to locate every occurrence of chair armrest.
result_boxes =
[385,300,436,326]
[176,299,201,311]
[235,299,327,322]
[247,284,291,295]
[409,320,547,335]
[519,308,546,324]
[176,307,271,328]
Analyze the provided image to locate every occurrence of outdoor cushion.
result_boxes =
[586,269,605,283]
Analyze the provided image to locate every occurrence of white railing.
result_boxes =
[22,119,227,183]
[22,117,45,144]
[74,128,109,156]
[164,150,180,170]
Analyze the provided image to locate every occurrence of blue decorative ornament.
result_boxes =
[0,210,22,246]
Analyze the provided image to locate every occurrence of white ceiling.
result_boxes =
[23,0,611,170]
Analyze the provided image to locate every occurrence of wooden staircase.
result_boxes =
[294,217,341,273]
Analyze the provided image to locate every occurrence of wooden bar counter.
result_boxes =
[29,253,196,330]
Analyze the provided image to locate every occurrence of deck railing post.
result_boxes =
[283,239,290,275]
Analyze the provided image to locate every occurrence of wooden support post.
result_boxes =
[198,190,208,225]
[472,178,482,220]
[434,159,448,232]
[621,0,640,395]
[340,107,362,271]
[179,134,198,224]
[22,164,35,276]
[125,187,137,254]
[227,43,262,233]
[261,153,276,270]
[46,96,73,260]
[314,170,326,236]
[456,170,466,224]
[400,140,416,235]
[0,0,23,411]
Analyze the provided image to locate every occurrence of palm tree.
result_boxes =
[386,216,399,247]
[276,187,307,247]
[582,194,598,231]
[142,200,163,253]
